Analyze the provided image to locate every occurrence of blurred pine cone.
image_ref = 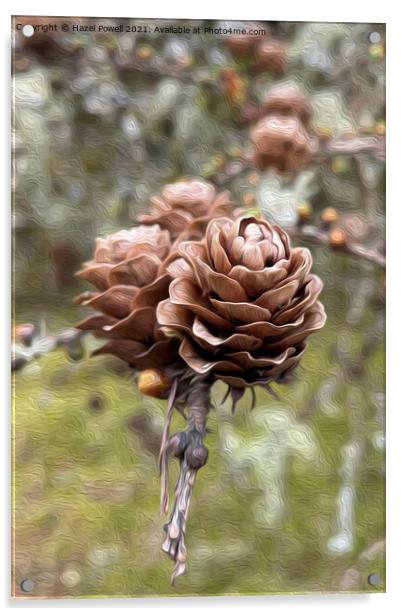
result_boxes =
[250,115,315,173]
[14,17,81,62]
[75,225,179,371]
[158,216,326,390]
[253,40,287,74]
[227,32,264,56]
[138,179,235,241]
[261,83,312,126]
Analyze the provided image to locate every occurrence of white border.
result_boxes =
[2,1,402,613]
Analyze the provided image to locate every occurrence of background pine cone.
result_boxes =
[227,32,264,57]
[158,215,326,390]
[261,83,312,126]
[75,225,178,371]
[138,179,235,241]
[253,40,287,74]
[250,115,315,173]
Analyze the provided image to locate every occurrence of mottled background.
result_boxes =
[12,18,385,598]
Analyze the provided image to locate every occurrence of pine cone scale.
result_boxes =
[178,337,244,376]
[191,259,249,303]
[255,279,300,311]
[271,276,323,325]
[168,278,233,330]
[76,263,114,291]
[224,346,298,371]
[76,285,138,319]
[228,263,289,298]
[191,316,263,352]
[209,297,272,323]
[108,253,162,287]
[101,306,157,343]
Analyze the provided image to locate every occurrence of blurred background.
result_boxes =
[12,18,385,597]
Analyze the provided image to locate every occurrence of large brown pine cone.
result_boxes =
[157,215,326,390]
[138,179,235,241]
[75,224,179,371]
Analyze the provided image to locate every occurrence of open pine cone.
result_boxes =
[138,179,235,241]
[158,215,326,390]
[75,224,179,372]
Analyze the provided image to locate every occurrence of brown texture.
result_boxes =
[75,224,179,371]
[138,179,236,241]
[250,115,315,173]
[227,32,264,56]
[262,83,312,126]
[253,40,286,74]
[158,215,326,389]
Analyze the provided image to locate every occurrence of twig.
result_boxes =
[320,135,385,161]
[291,224,385,269]
[159,378,178,515]
[162,378,210,584]
[12,327,84,371]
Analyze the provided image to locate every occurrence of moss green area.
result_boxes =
[13,287,385,596]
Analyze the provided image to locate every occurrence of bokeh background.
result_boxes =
[12,18,385,598]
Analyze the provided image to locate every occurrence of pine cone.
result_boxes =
[253,40,286,74]
[262,83,312,126]
[138,179,234,241]
[75,225,179,371]
[250,115,315,173]
[227,32,264,56]
[158,215,326,390]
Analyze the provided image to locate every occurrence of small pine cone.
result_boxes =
[253,39,287,74]
[262,84,312,126]
[158,216,326,390]
[75,225,179,371]
[138,179,236,242]
[227,32,264,56]
[250,115,315,173]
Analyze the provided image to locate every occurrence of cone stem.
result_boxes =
[162,379,210,584]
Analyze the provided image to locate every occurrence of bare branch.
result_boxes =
[162,379,210,584]
[12,328,84,371]
[291,224,385,269]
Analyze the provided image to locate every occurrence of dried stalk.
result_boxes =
[162,378,210,584]
[159,378,178,516]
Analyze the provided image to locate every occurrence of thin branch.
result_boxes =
[12,328,85,371]
[291,224,385,268]
[159,378,178,515]
[319,135,385,161]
